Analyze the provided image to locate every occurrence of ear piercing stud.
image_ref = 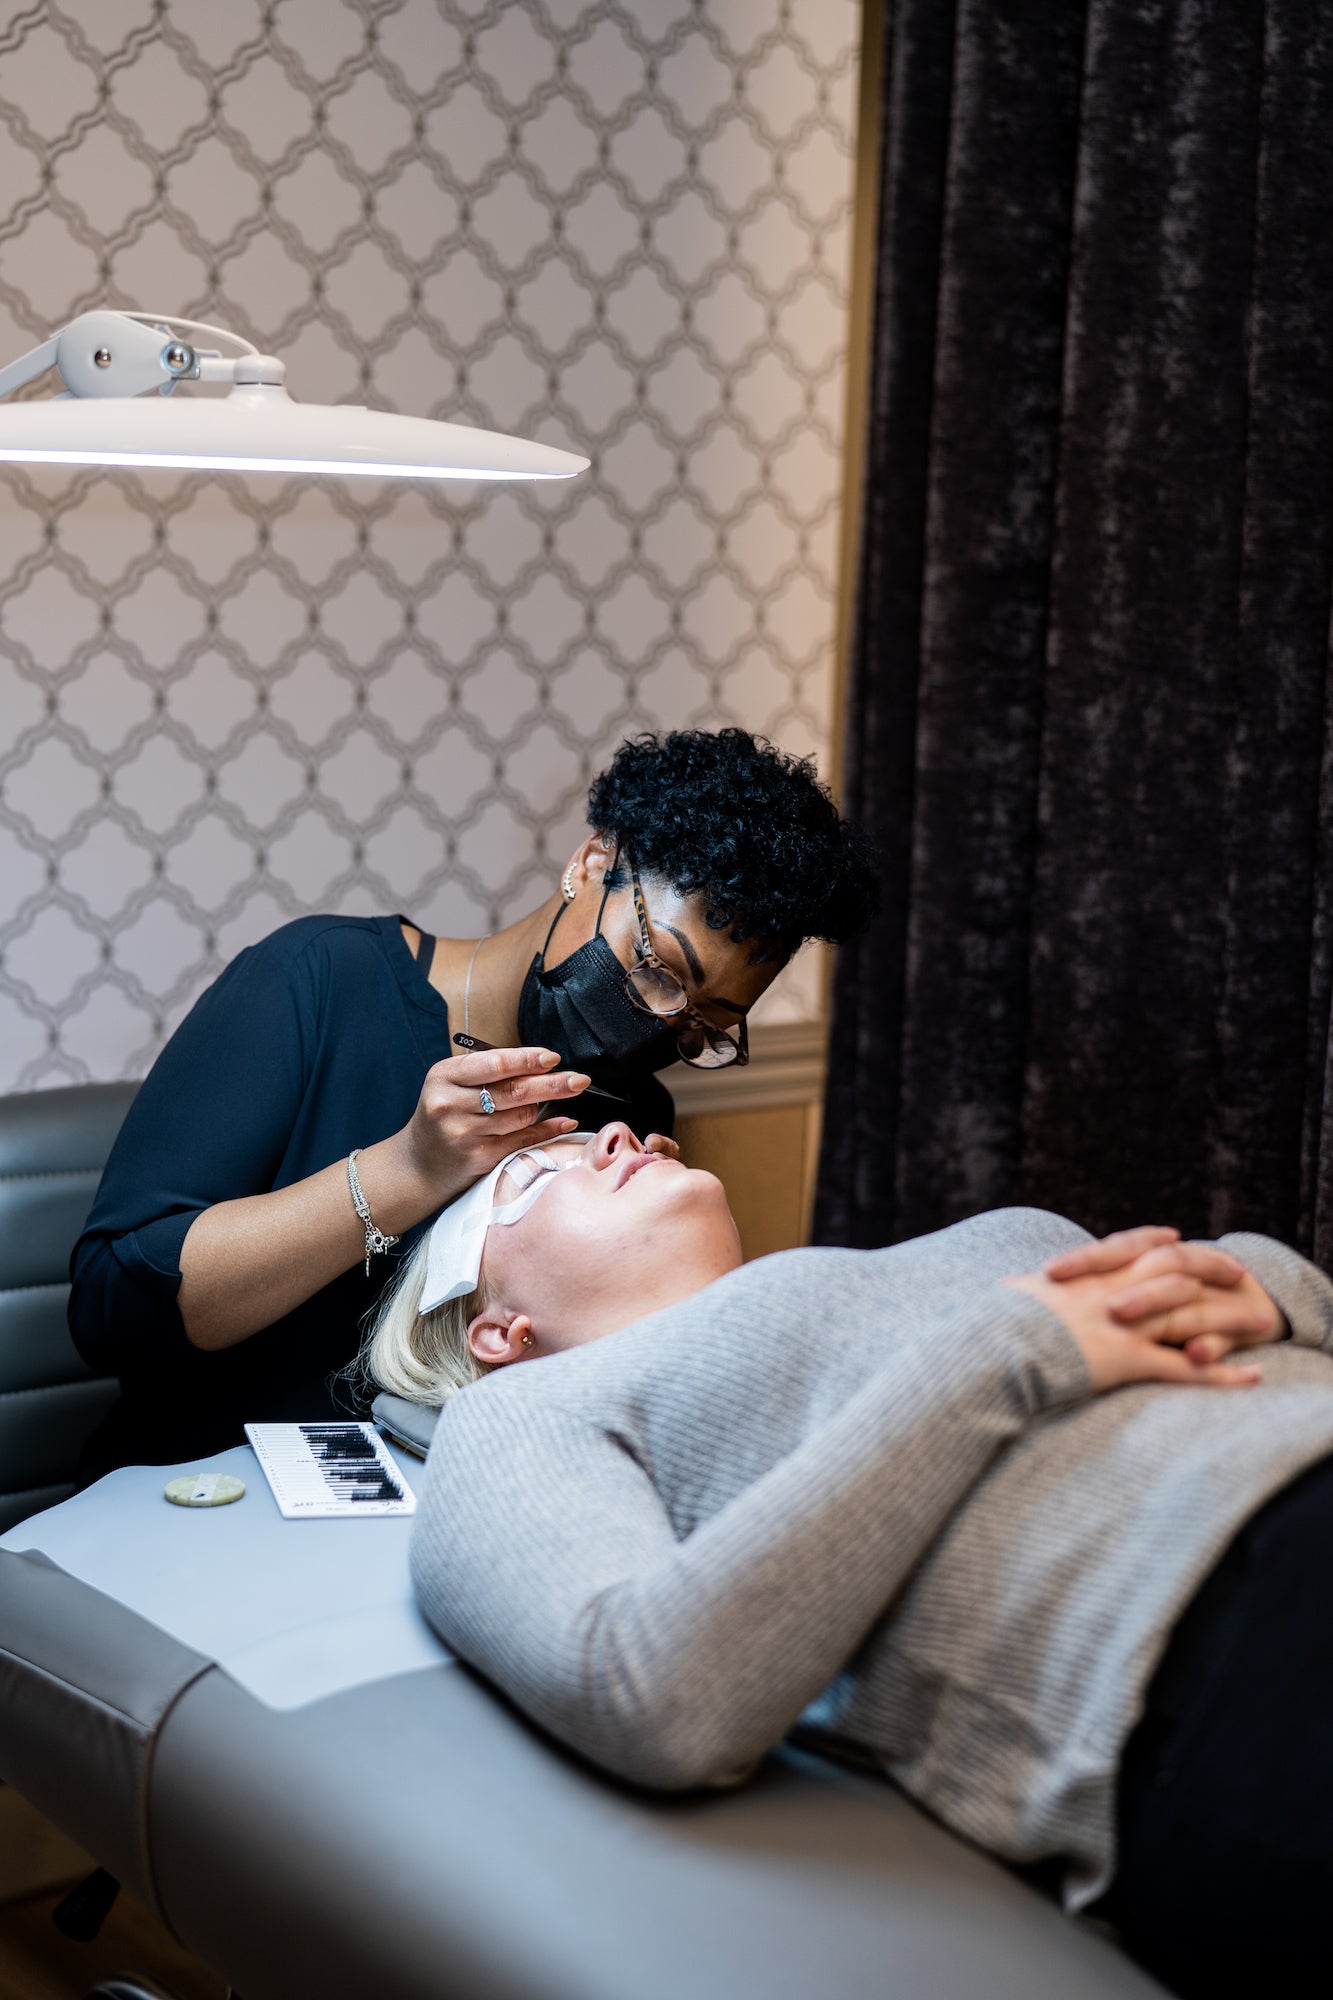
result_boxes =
[561,865,577,901]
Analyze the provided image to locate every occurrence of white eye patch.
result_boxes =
[418,1134,597,1313]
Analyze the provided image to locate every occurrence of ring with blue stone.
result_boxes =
[478,1087,496,1115]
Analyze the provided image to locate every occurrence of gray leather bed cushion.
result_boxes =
[0,1169,108,1290]
[0,1557,1169,2000]
[0,1548,212,1909]
[371,1390,440,1457]
[150,1663,1170,2000]
[0,1080,137,1179]
[0,1444,1171,1999]
[0,1284,107,1393]
[0,1377,119,1492]
[0,1443,448,1708]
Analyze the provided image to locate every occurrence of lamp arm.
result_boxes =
[0,335,60,401]
[120,313,259,358]
[57,312,210,398]
[0,312,275,404]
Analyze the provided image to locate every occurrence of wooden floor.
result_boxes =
[0,1788,225,2000]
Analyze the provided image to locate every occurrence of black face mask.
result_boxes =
[517,881,680,1084]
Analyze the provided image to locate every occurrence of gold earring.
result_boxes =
[520,1333,534,1348]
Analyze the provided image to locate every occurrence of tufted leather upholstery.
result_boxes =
[0,1082,134,1532]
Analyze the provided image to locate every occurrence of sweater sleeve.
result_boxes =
[68,933,317,1372]
[410,1287,1088,1791]
[1218,1231,1333,1353]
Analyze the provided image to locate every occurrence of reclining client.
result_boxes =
[373,1121,1333,2000]
[69,728,877,1473]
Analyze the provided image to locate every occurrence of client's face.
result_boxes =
[468,1122,742,1365]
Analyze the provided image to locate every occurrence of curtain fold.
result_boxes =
[817,0,1333,1261]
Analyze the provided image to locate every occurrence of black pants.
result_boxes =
[1100,1453,1333,1999]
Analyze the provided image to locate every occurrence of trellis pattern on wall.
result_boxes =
[0,0,859,1092]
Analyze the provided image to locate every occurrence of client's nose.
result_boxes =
[590,1122,643,1172]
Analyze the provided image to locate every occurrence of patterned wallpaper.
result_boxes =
[0,0,860,1094]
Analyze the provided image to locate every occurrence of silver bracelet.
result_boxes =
[347,1149,399,1277]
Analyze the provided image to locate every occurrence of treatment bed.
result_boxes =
[0,1082,1169,1999]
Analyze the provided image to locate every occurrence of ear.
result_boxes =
[565,831,616,897]
[466,1308,536,1367]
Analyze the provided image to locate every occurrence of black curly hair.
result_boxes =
[585,728,879,962]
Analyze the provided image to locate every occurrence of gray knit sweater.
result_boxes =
[410,1207,1333,1907]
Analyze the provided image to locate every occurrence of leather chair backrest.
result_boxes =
[0,1081,136,1532]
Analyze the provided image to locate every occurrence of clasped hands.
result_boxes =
[1006,1227,1285,1393]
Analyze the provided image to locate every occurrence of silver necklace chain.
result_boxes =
[463,934,483,1039]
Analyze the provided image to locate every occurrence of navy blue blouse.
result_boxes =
[71,912,675,1476]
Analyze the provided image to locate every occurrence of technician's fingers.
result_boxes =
[445,1046,564,1091]
[474,1069,591,1113]
[644,1134,681,1159]
[1044,1226,1179,1280]
[472,1096,581,1138]
[419,1047,588,1119]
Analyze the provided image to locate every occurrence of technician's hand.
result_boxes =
[1043,1225,1285,1363]
[644,1133,681,1159]
[1004,1253,1264,1393]
[399,1047,591,1206]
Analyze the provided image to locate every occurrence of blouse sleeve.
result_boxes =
[1216,1231,1333,1354]
[68,933,317,1373]
[409,1286,1087,1791]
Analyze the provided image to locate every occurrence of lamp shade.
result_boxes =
[0,383,589,481]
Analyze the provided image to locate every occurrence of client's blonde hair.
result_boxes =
[360,1232,495,1408]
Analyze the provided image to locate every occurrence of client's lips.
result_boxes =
[613,1151,661,1193]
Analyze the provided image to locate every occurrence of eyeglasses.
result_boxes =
[620,855,749,1070]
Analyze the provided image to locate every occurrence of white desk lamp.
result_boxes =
[0,310,589,481]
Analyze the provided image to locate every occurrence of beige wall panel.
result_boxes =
[675,1102,812,1261]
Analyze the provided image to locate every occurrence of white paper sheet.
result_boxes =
[245,1420,417,1519]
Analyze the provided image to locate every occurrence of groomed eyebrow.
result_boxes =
[660,921,705,984]
[659,922,747,1014]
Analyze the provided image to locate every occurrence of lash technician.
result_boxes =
[70,728,877,1474]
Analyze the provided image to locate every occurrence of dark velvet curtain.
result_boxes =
[817,0,1333,1262]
